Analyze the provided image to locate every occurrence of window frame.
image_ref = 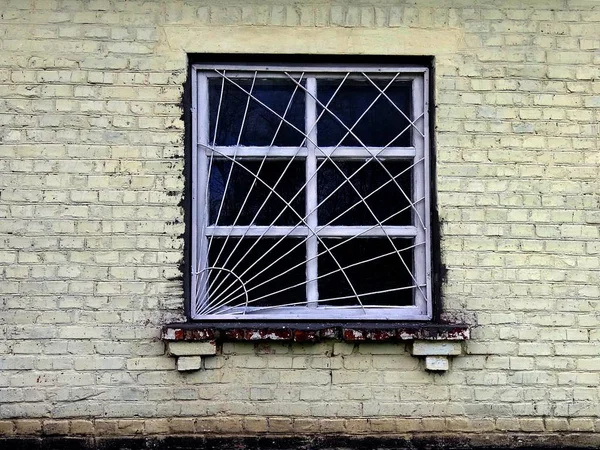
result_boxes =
[190,62,432,321]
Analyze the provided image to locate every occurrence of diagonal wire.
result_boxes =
[284,73,426,230]
[203,160,423,312]
[204,196,424,314]
[282,73,428,301]
[362,72,425,139]
[201,72,424,313]
[212,240,424,315]
[207,120,423,305]
[277,73,427,300]
[199,72,352,312]
[203,71,395,293]
[206,73,306,300]
[207,71,256,242]
[199,71,257,308]
[200,72,319,309]
[197,145,363,314]
[198,70,427,314]
[216,285,427,315]
[201,71,389,314]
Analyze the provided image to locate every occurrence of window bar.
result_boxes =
[195,76,224,315]
[203,146,417,159]
[411,74,428,315]
[193,72,211,316]
[305,77,319,307]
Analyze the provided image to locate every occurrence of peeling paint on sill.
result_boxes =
[162,322,470,343]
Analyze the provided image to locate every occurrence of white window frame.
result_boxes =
[190,63,432,321]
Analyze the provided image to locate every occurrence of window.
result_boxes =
[190,62,432,321]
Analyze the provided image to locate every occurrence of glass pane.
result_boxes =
[317,160,412,226]
[208,237,306,309]
[209,77,306,146]
[318,238,414,306]
[209,160,305,226]
[316,78,412,147]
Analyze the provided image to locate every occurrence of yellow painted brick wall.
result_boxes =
[1,0,599,435]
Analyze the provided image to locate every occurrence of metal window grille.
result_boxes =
[191,63,432,320]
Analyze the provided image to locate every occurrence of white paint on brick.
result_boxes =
[412,341,463,356]
[425,356,450,371]
[167,341,217,357]
[177,356,202,372]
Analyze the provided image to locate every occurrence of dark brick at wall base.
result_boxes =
[3,434,600,450]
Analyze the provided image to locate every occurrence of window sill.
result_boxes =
[162,322,469,372]
[162,321,469,343]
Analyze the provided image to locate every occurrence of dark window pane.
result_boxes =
[209,160,305,226]
[317,160,412,226]
[316,78,411,147]
[208,238,306,309]
[318,238,414,306]
[209,77,305,146]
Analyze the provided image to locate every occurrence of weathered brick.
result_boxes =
[69,420,94,435]
[169,418,196,434]
[0,421,15,435]
[144,419,169,434]
[15,420,42,435]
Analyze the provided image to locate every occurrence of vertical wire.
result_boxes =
[422,70,433,317]
[412,75,428,315]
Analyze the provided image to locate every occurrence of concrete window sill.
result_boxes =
[162,322,469,372]
[162,322,469,343]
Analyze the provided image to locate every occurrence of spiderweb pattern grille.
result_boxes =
[191,66,431,320]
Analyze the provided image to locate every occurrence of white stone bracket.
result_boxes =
[167,341,217,372]
[410,340,463,372]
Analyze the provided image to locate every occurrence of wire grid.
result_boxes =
[191,65,431,319]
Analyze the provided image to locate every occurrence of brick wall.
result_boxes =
[1,0,599,436]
